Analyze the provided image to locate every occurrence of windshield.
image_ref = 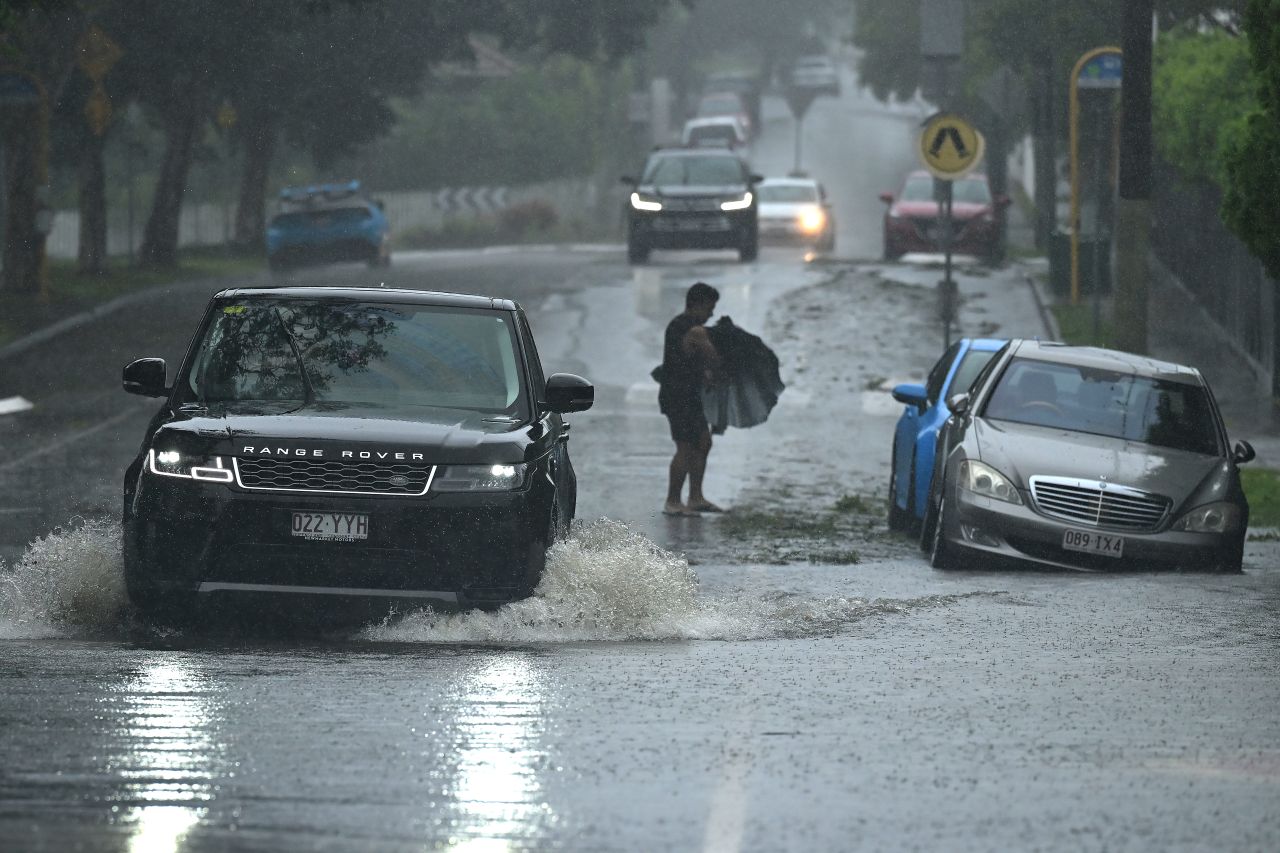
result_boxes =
[697,94,741,115]
[687,125,738,144]
[184,300,526,415]
[643,155,745,186]
[982,357,1221,455]
[758,184,819,202]
[899,176,990,204]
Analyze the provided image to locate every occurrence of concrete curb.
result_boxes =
[1019,263,1061,341]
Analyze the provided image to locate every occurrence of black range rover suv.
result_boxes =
[622,147,761,264]
[120,286,593,619]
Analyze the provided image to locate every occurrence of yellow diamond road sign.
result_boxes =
[919,112,984,180]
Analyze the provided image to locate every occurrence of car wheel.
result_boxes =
[1215,540,1245,573]
[888,439,909,532]
[919,478,939,552]
[128,585,196,626]
[929,496,960,570]
[738,233,758,263]
[627,238,649,265]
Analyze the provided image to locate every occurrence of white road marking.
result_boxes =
[0,396,34,415]
[0,406,141,474]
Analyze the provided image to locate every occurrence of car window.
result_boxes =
[643,155,745,185]
[186,301,527,416]
[982,357,1221,455]
[926,342,962,404]
[949,349,998,397]
[900,175,934,202]
[758,184,819,202]
[953,178,992,204]
[687,125,739,145]
[697,94,742,115]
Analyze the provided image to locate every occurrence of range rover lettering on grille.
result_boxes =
[240,445,426,461]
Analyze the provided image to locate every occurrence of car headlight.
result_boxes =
[630,193,663,212]
[431,463,530,492]
[1172,502,1242,533]
[959,460,1023,505]
[720,192,753,211]
[797,205,826,233]
[148,449,233,483]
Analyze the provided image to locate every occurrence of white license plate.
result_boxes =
[291,511,369,541]
[1061,528,1123,558]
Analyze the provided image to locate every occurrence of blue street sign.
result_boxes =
[1077,53,1122,89]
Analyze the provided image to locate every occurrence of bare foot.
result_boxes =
[687,500,724,513]
[662,502,700,517]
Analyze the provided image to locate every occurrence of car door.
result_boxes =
[905,341,963,511]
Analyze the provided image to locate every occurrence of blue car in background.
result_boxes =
[266,181,391,271]
[888,338,1007,532]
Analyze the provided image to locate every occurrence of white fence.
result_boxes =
[45,175,609,260]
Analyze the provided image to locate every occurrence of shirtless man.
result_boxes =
[658,282,723,516]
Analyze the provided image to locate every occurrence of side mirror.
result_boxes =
[545,373,594,413]
[878,191,894,204]
[891,382,928,410]
[946,392,971,416]
[620,175,638,186]
[1233,439,1256,464]
[123,358,169,398]
[994,194,1012,209]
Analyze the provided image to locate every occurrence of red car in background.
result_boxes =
[879,171,1009,262]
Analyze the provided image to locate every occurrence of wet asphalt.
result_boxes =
[2,59,1279,852]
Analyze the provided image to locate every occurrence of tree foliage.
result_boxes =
[1153,27,1255,188]
[1223,0,1280,279]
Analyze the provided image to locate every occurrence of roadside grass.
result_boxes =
[1050,301,1112,347]
[712,493,891,565]
[1242,468,1280,528]
[0,248,262,349]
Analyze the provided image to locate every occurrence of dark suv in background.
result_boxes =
[622,148,761,264]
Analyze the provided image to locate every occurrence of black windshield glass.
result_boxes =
[643,155,745,185]
[185,301,526,415]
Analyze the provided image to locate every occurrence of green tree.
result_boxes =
[1223,0,1280,279]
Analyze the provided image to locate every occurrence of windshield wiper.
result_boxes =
[274,308,315,407]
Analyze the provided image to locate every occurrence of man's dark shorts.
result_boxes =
[665,397,708,443]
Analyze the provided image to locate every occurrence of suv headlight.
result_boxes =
[148,449,233,483]
[959,460,1022,505]
[630,193,663,212]
[720,192,753,211]
[432,463,530,492]
[1172,502,1241,533]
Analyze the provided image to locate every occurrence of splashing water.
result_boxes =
[362,519,962,644]
[0,518,126,639]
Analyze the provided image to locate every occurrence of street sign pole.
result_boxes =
[1068,46,1121,306]
[939,178,955,347]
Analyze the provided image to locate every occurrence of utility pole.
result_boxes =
[1114,0,1153,354]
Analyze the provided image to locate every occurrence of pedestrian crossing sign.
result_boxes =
[919,113,984,180]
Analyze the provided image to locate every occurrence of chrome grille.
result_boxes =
[233,457,435,496]
[1029,476,1169,532]
[663,197,722,212]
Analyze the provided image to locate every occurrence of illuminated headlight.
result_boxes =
[797,205,826,233]
[148,448,233,483]
[630,193,663,212]
[720,192,753,211]
[959,460,1022,505]
[432,463,530,492]
[1172,502,1241,534]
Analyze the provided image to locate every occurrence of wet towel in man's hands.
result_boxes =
[702,316,784,433]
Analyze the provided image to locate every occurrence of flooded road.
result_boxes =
[4,58,1280,852]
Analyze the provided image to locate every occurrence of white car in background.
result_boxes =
[790,54,841,96]
[681,116,749,150]
[756,176,836,252]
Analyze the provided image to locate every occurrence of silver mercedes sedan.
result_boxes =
[921,341,1255,572]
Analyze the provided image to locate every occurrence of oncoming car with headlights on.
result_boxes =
[921,341,1255,573]
[120,287,593,620]
[756,176,835,252]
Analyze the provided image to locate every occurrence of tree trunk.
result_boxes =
[139,102,202,269]
[1032,63,1057,251]
[77,131,108,275]
[1,112,45,296]
[233,113,278,250]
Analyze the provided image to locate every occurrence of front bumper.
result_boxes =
[884,218,997,256]
[123,471,554,609]
[758,218,825,245]
[944,488,1244,571]
[629,209,755,249]
[268,236,381,267]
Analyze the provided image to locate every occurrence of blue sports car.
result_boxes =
[888,338,1007,531]
[267,181,391,271]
